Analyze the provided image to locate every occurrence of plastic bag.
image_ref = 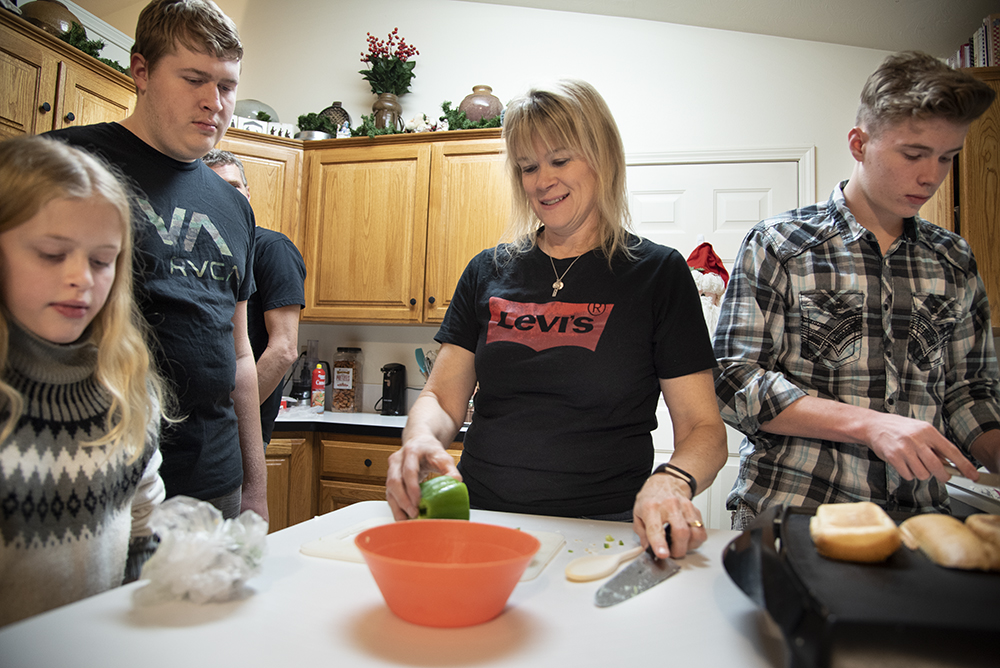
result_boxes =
[134,496,268,605]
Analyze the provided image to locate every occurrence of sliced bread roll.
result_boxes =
[899,513,1000,571]
[809,501,901,563]
[966,514,1000,549]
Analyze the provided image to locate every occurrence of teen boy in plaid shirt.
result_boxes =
[715,52,1000,529]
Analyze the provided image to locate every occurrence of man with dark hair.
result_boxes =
[715,52,1000,529]
[204,149,306,448]
[47,0,267,521]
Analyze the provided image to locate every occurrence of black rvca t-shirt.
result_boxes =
[48,123,256,500]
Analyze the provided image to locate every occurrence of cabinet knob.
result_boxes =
[409,298,416,306]
[427,296,436,305]
[64,112,76,123]
[39,102,51,113]
[364,459,372,468]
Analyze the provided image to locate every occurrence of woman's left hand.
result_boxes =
[632,473,707,559]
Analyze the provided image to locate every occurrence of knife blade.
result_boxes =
[944,464,1000,489]
[594,525,681,607]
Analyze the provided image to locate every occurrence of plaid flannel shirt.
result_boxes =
[715,182,1000,520]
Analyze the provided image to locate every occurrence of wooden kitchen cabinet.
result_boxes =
[300,130,508,323]
[923,66,1000,331]
[0,12,135,140]
[423,138,512,322]
[317,433,462,514]
[265,432,320,533]
[217,128,305,249]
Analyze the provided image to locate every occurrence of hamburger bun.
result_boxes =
[809,501,901,563]
[899,513,1000,571]
[966,514,1000,549]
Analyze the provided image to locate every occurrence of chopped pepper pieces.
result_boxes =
[417,475,470,520]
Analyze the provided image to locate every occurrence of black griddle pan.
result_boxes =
[723,505,1000,668]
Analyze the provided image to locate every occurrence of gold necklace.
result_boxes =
[549,253,584,297]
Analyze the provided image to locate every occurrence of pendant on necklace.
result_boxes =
[552,280,564,297]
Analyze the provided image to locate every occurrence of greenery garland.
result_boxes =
[59,22,129,75]
[296,112,339,135]
[351,114,398,139]
[440,101,502,130]
[349,102,502,139]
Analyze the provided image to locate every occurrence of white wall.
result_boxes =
[231,0,891,197]
[224,0,896,392]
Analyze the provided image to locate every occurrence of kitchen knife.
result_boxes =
[944,464,1000,488]
[594,526,681,607]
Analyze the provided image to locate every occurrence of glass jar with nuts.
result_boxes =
[331,347,364,412]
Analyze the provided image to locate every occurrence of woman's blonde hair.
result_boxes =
[501,79,635,262]
[0,136,172,461]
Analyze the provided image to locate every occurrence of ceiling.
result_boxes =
[455,0,997,58]
[71,0,996,59]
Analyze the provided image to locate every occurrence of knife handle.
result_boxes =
[646,524,673,559]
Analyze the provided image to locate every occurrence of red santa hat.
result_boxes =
[686,242,729,287]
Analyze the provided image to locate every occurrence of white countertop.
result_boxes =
[0,502,785,667]
[275,408,409,429]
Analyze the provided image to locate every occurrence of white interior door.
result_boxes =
[633,147,815,529]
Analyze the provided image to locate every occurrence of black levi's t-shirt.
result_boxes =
[437,235,716,517]
[47,123,256,500]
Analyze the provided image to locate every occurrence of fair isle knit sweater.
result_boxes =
[0,321,164,627]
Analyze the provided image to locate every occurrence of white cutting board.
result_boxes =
[300,517,566,582]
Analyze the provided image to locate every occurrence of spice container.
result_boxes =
[332,347,363,412]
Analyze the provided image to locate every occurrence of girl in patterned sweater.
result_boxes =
[0,136,173,626]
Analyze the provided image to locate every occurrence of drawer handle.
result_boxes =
[40,102,51,113]
[364,458,372,467]
[65,111,76,122]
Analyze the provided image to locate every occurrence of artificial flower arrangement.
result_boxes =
[359,28,419,96]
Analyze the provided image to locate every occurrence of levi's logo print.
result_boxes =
[487,297,613,352]
[136,199,239,284]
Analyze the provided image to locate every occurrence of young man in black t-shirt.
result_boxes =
[48,0,267,521]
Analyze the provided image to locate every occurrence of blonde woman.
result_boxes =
[387,81,727,560]
[0,136,173,626]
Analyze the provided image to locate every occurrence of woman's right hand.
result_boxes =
[386,434,461,520]
[385,344,477,521]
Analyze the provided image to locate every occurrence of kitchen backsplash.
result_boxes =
[297,322,438,414]
[295,325,1000,416]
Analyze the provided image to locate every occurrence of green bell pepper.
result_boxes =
[418,475,470,520]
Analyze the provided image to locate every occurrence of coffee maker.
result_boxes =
[380,363,407,416]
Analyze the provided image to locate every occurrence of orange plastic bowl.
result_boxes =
[355,520,540,627]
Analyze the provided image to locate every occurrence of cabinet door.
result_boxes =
[302,143,430,323]
[265,451,291,533]
[423,138,511,322]
[319,480,386,514]
[56,60,134,130]
[218,130,304,248]
[0,24,58,138]
[958,67,1000,330]
[265,434,317,533]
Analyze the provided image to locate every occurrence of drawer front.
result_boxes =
[321,438,397,480]
[320,437,463,481]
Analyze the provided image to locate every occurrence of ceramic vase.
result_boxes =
[372,93,403,131]
[19,0,80,37]
[458,85,503,122]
